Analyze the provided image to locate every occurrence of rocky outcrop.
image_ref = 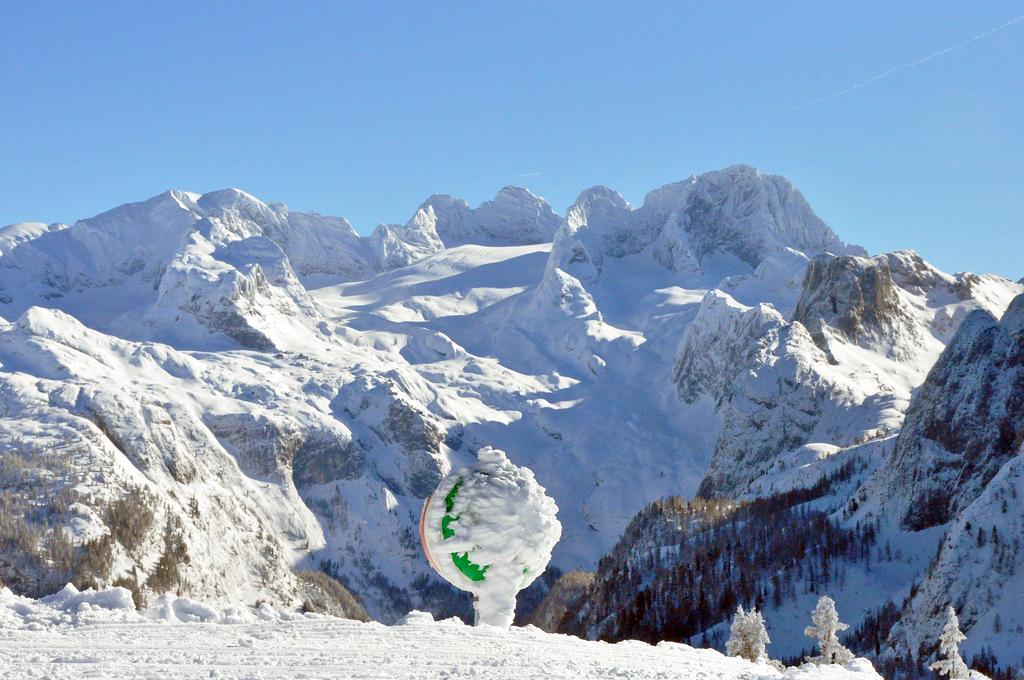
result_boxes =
[370,211,445,272]
[793,253,917,360]
[865,297,1024,531]
[204,412,304,482]
[696,321,838,497]
[292,427,365,487]
[332,378,449,498]
[545,165,862,283]
[639,164,864,269]
[673,291,786,405]
[886,452,1024,663]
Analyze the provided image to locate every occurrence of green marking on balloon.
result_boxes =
[438,476,490,582]
[451,551,490,582]
[444,479,463,513]
[441,514,458,540]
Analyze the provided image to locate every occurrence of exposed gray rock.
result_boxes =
[204,412,304,482]
[881,250,951,294]
[697,321,835,498]
[793,253,917,360]
[867,299,1024,530]
[292,427,365,487]
[332,379,448,498]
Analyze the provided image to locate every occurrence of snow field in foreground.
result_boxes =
[0,588,883,680]
[0,615,883,680]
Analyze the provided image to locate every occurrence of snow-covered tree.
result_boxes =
[726,606,771,662]
[804,595,853,664]
[930,607,970,680]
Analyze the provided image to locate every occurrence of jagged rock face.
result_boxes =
[696,321,838,497]
[332,379,449,498]
[203,412,304,482]
[473,187,561,244]
[886,451,1024,661]
[3,168,1022,653]
[142,232,325,351]
[881,250,952,294]
[886,451,1024,662]
[868,302,1024,531]
[548,165,861,282]
[673,291,786,405]
[693,257,1018,500]
[0,308,326,604]
[291,427,365,487]
[650,213,701,274]
[566,186,642,261]
[793,253,915,359]
[371,212,445,271]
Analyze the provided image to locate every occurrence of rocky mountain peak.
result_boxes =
[473,186,560,244]
[413,187,559,247]
[640,165,864,268]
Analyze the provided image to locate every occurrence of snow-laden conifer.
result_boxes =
[804,596,853,665]
[726,606,771,662]
[930,607,970,680]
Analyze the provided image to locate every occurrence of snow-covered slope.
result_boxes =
[849,292,1024,665]
[1,165,1020,669]
[0,586,885,680]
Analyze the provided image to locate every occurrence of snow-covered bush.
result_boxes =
[726,605,771,662]
[930,607,970,680]
[804,596,853,664]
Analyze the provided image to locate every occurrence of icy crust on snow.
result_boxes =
[421,447,561,627]
[0,595,885,680]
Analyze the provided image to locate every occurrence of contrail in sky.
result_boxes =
[793,13,1024,111]
[510,171,543,178]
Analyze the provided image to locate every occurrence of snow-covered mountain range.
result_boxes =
[1,165,1020,670]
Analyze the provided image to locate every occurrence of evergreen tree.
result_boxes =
[930,607,970,680]
[726,605,772,662]
[804,595,854,664]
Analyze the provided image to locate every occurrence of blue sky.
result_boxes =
[2,1,1022,278]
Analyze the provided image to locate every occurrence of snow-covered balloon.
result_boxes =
[419,446,561,628]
